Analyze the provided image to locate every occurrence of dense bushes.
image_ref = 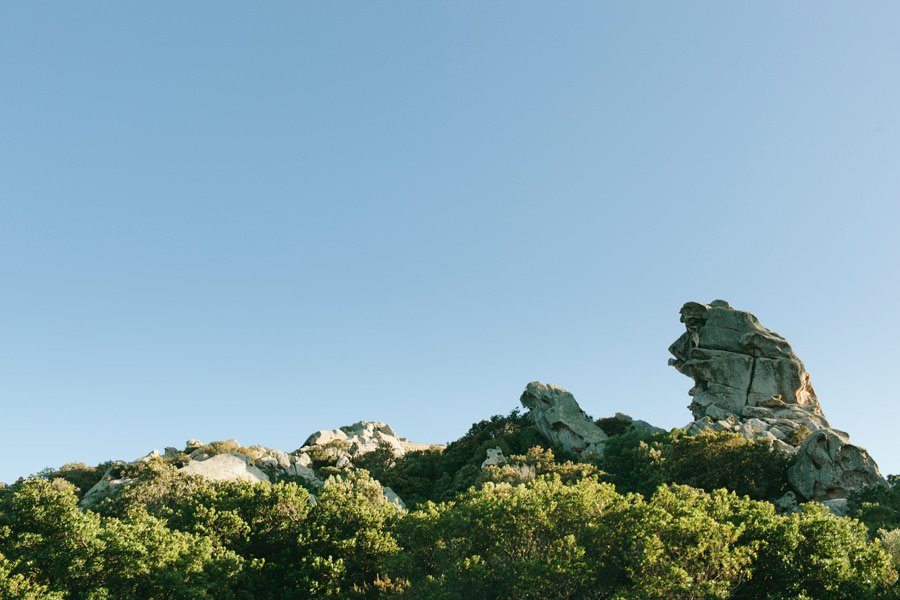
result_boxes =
[0,478,244,598]
[600,429,790,500]
[1,470,895,599]
[355,410,548,507]
[851,475,900,536]
[394,479,896,599]
[1,412,898,598]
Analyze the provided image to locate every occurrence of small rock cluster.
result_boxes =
[301,421,413,461]
[80,421,430,510]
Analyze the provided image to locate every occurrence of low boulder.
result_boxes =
[179,453,270,483]
[787,429,886,501]
[481,447,508,468]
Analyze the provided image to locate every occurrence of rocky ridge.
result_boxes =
[79,300,886,515]
[80,421,439,510]
[518,383,665,460]
[514,300,885,507]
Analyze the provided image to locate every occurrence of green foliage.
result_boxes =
[2,414,899,598]
[850,475,900,537]
[0,550,65,599]
[601,429,790,500]
[599,429,669,496]
[786,425,812,447]
[595,414,636,437]
[440,410,547,474]
[296,470,402,598]
[0,478,243,599]
[732,501,897,599]
[881,528,900,570]
[38,462,106,498]
[392,477,896,599]
[372,410,548,507]
[665,430,790,499]
[305,439,353,468]
[481,446,603,486]
[191,439,261,462]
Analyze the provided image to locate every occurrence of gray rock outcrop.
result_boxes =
[79,466,132,508]
[481,447,508,468]
[520,382,608,459]
[597,412,667,437]
[179,453,270,483]
[301,421,423,462]
[669,300,885,501]
[668,300,828,443]
[382,486,407,510]
[788,428,884,501]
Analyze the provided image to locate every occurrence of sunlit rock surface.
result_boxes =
[520,382,608,459]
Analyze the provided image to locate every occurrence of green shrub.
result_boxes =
[666,430,790,499]
[366,410,547,507]
[600,429,789,501]
[305,439,353,468]
[881,528,900,569]
[850,475,900,537]
[191,439,261,462]
[596,414,635,437]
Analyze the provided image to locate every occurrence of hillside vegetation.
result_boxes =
[2,411,899,599]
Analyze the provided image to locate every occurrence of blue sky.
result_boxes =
[1,2,898,483]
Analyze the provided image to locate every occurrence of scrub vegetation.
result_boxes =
[1,413,898,599]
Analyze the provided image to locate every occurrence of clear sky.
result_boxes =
[1,2,898,483]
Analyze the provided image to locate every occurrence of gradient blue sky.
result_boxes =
[2,3,898,483]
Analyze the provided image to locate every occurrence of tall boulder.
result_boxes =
[520,382,608,459]
[669,300,885,500]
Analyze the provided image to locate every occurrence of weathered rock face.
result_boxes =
[668,300,828,444]
[788,429,885,501]
[520,382,608,459]
[382,486,407,510]
[669,300,884,500]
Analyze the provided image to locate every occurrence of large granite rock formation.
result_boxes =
[669,300,884,500]
[520,382,608,459]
